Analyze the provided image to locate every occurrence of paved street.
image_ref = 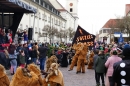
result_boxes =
[7,65,96,86]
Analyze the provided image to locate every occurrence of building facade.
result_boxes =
[49,0,78,43]
[18,0,66,43]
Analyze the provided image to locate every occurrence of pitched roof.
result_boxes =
[125,4,130,16]
[102,19,120,28]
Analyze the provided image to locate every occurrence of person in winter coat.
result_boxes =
[19,50,26,68]
[95,50,106,86]
[112,45,130,86]
[105,50,122,86]
[8,43,18,75]
[30,46,38,64]
[93,49,99,85]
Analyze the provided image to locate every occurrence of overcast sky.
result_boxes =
[57,0,130,35]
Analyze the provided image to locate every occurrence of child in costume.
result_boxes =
[43,63,64,86]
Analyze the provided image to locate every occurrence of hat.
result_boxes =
[123,47,130,57]
[124,44,130,49]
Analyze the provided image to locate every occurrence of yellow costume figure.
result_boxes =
[0,64,10,86]
[87,51,94,69]
[46,55,58,72]
[76,43,88,74]
[10,67,41,86]
[43,63,64,86]
[27,64,43,86]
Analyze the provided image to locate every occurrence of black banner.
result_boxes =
[72,25,95,49]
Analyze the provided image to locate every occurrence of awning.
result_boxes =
[0,0,37,13]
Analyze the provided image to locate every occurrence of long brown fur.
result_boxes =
[87,51,94,69]
[46,55,58,72]
[10,67,40,86]
[0,64,10,86]
[27,63,43,86]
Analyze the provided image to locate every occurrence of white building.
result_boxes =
[49,0,78,31]
[18,0,66,43]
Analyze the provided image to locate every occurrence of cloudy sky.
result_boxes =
[57,0,130,35]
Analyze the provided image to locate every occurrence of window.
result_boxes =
[52,18,53,24]
[52,8,53,12]
[42,14,44,20]
[70,8,73,12]
[47,5,49,10]
[99,30,102,34]
[103,29,107,33]
[48,17,50,23]
[43,2,45,7]
[39,12,41,19]
[35,27,37,32]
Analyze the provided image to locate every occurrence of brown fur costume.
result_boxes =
[10,67,41,86]
[87,51,94,69]
[76,43,88,73]
[27,64,43,86]
[69,43,81,70]
[0,64,10,86]
[43,63,64,86]
[46,55,58,72]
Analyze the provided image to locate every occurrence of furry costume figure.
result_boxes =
[69,43,81,71]
[87,51,94,69]
[43,63,64,86]
[46,55,58,72]
[0,64,10,86]
[27,64,43,86]
[10,67,41,86]
[76,43,88,73]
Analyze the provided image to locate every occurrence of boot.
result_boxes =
[96,83,100,86]
[76,71,81,74]
[102,83,105,86]
[68,69,73,71]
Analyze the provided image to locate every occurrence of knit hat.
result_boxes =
[123,45,130,57]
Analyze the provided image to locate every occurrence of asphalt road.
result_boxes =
[7,65,96,86]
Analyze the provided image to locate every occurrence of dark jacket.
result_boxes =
[95,54,106,73]
[0,52,7,68]
[30,50,37,58]
[38,46,48,58]
[93,54,98,69]
[113,58,130,86]
[19,54,26,64]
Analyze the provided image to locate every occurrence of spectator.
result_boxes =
[95,50,106,86]
[93,49,99,85]
[112,45,130,86]
[8,43,18,75]
[19,50,26,68]
[30,46,38,64]
[105,50,122,86]
[38,43,48,75]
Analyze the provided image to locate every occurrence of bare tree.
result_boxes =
[43,25,58,43]
[67,27,76,41]
[56,29,64,42]
[116,16,130,40]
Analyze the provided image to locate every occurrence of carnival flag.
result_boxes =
[72,25,95,49]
